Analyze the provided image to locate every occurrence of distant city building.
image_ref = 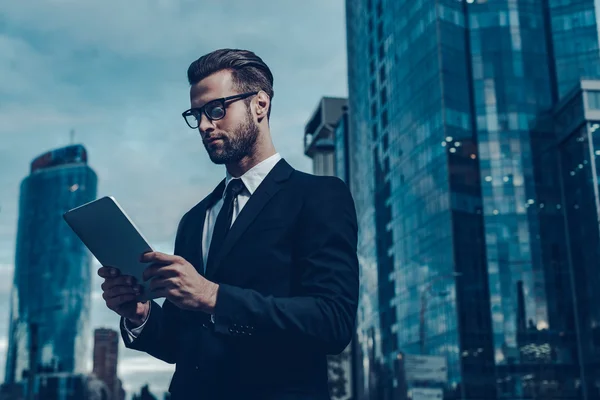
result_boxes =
[531,79,600,400]
[132,384,158,400]
[36,373,107,400]
[4,144,98,386]
[0,373,109,400]
[304,97,354,400]
[93,328,125,400]
[304,97,348,177]
[345,0,600,399]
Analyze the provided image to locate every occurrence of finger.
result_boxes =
[102,285,141,300]
[101,275,137,291]
[105,293,138,310]
[98,266,120,278]
[102,275,137,290]
[143,264,177,282]
[140,251,179,264]
[148,277,173,292]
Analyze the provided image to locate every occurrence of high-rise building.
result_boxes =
[346,1,493,398]
[304,97,354,400]
[531,79,600,400]
[4,144,98,386]
[304,97,348,177]
[93,328,124,400]
[345,0,600,399]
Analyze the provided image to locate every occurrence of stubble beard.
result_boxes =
[205,107,259,165]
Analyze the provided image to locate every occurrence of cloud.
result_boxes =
[1,1,347,61]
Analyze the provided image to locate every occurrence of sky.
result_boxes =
[0,1,349,397]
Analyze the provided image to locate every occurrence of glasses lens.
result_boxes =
[184,112,200,129]
[206,103,226,120]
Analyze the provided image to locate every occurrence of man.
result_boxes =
[98,48,359,399]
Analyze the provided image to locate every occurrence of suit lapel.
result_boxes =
[205,159,293,279]
[189,179,225,276]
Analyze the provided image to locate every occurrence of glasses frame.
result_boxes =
[181,91,259,129]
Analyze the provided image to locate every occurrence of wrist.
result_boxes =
[127,302,150,327]
[203,283,219,314]
[126,316,145,328]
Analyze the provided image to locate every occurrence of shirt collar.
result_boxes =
[223,153,282,198]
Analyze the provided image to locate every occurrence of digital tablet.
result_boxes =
[63,196,160,302]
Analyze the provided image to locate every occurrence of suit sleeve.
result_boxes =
[119,212,190,363]
[213,177,359,355]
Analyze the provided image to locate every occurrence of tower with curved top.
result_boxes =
[4,144,98,384]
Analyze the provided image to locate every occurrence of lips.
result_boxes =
[204,137,223,145]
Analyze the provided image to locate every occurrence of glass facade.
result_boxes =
[5,145,98,384]
[547,1,600,98]
[334,106,350,186]
[534,82,600,399]
[346,0,494,398]
[346,0,600,399]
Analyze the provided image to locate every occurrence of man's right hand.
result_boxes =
[98,266,150,327]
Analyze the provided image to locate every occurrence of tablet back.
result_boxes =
[63,196,158,301]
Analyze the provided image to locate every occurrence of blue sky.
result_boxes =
[0,1,348,396]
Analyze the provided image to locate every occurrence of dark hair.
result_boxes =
[187,49,274,119]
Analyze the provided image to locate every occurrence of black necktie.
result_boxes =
[206,178,246,271]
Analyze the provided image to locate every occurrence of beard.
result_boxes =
[204,107,259,165]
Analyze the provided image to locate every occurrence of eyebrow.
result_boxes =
[190,96,217,110]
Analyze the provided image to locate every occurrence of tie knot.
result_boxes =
[224,179,245,199]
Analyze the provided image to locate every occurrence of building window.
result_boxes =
[379,65,386,83]
[588,91,600,110]
[372,124,378,140]
[382,109,389,128]
[379,43,385,60]
[371,80,377,97]
[383,133,389,152]
[377,22,384,42]
[372,102,378,119]
[381,87,388,105]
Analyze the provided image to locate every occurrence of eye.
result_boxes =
[205,102,226,120]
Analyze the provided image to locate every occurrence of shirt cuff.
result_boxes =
[123,302,151,340]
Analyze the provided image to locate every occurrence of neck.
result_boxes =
[226,139,277,178]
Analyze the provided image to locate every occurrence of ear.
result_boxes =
[254,91,270,122]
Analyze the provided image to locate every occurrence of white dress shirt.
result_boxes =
[124,153,282,339]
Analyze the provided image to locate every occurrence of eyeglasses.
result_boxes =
[181,91,258,129]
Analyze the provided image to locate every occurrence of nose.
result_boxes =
[198,112,215,136]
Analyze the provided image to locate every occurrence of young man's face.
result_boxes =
[190,70,259,165]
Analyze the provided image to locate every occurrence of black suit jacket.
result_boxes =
[121,159,359,399]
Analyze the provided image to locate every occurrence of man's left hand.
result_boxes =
[141,251,219,313]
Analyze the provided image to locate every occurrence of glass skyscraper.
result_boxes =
[345,0,600,399]
[5,144,98,385]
